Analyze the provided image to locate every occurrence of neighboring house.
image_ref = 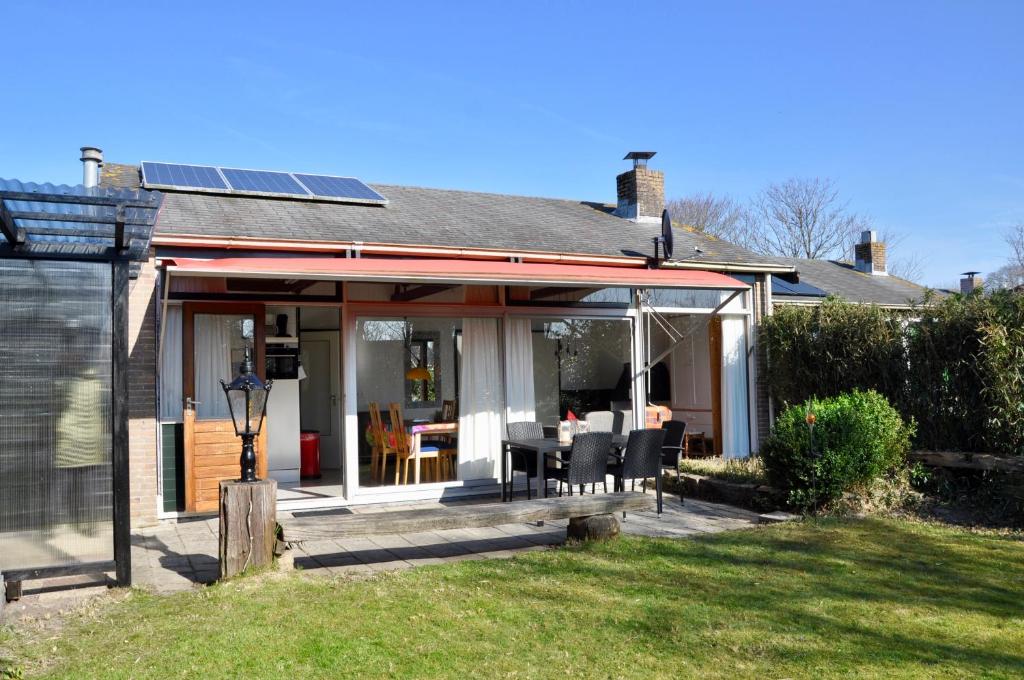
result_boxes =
[762,232,934,309]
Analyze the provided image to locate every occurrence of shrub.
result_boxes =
[760,390,915,510]
[762,291,1024,456]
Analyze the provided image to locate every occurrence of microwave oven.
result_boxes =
[266,344,300,379]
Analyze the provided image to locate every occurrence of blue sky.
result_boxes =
[3,1,1022,286]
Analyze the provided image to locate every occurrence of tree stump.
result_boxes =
[219,479,277,579]
[567,513,620,541]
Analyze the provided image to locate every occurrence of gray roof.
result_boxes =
[774,257,933,307]
[138,171,782,267]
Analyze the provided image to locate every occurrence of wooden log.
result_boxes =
[280,492,655,544]
[3,577,22,603]
[219,479,277,579]
[909,451,1024,474]
[567,514,620,541]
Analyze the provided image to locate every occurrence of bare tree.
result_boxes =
[988,263,1024,290]
[666,192,745,241]
[873,227,925,283]
[1006,223,1024,270]
[746,178,863,259]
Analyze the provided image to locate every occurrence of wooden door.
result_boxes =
[299,330,343,471]
[183,303,266,512]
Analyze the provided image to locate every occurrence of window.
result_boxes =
[405,333,440,408]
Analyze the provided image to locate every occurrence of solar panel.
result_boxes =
[293,174,386,203]
[773,278,828,297]
[140,162,387,204]
[221,168,310,196]
[142,162,227,190]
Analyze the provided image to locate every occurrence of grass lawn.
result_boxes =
[677,456,768,485]
[3,518,1023,679]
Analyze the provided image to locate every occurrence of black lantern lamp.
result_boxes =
[220,347,273,483]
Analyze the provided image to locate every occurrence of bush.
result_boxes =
[762,291,1024,456]
[760,390,915,510]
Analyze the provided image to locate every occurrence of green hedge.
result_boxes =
[762,291,1024,456]
[761,390,915,509]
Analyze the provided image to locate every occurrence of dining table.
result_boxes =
[500,433,629,501]
[410,421,458,484]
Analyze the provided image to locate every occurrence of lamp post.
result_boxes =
[220,348,273,483]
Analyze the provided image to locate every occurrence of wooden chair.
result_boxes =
[440,399,457,422]
[437,399,459,463]
[369,402,403,485]
[389,403,456,484]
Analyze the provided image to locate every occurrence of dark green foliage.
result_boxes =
[762,292,1024,455]
[761,390,915,509]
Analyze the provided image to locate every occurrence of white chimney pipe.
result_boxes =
[80,146,103,188]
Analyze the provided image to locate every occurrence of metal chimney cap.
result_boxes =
[961,271,982,277]
[80,146,103,162]
[623,151,656,168]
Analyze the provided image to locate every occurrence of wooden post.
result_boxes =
[567,513,620,541]
[111,259,132,587]
[219,479,277,579]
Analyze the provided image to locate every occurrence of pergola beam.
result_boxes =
[114,204,131,251]
[0,190,159,208]
[8,210,151,226]
[0,200,26,246]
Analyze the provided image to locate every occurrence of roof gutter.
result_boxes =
[151,233,797,274]
[659,259,796,274]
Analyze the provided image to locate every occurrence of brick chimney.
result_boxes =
[854,230,887,275]
[614,151,664,223]
[960,271,983,294]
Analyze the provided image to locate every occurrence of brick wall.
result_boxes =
[854,241,887,273]
[127,254,160,527]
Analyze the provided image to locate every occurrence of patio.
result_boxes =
[2,493,760,621]
[127,495,759,594]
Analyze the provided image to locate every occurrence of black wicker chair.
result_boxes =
[506,421,545,500]
[610,428,668,514]
[544,432,613,498]
[660,420,686,471]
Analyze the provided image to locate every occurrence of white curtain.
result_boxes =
[720,316,751,459]
[503,317,535,425]
[194,315,234,420]
[458,318,504,480]
[159,306,183,422]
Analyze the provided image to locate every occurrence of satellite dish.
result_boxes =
[661,209,674,260]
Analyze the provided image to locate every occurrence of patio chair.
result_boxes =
[506,421,544,500]
[544,432,613,498]
[660,420,686,471]
[609,428,668,514]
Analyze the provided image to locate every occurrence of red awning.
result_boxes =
[163,257,748,290]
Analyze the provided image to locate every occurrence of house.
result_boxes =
[73,150,813,526]
[2,146,945,590]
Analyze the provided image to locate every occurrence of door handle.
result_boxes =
[185,397,202,412]
[330,394,338,406]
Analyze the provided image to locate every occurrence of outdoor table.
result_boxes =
[500,434,628,501]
